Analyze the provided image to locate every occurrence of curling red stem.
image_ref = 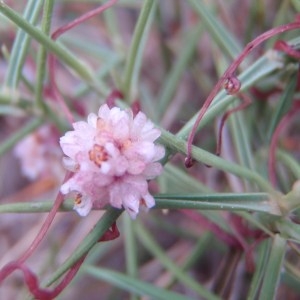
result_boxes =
[216,93,252,156]
[0,256,85,300]
[186,18,300,166]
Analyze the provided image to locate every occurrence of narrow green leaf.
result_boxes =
[157,23,203,118]
[135,223,220,300]
[0,200,74,214]
[275,218,300,242]
[177,53,283,139]
[228,101,255,172]
[163,163,212,193]
[0,193,275,215]
[276,149,300,179]
[123,214,138,291]
[160,129,278,194]
[283,262,300,293]
[0,3,98,89]
[291,0,300,11]
[187,0,241,59]
[122,0,156,101]
[0,118,43,156]
[35,0,55,110]
[5,0,43,89]
[155,193,275,214]
[247,239,271,300]
[84,266,189,300]
[258,234,286,300]
[44,207,122,287]
[267,73,297,142]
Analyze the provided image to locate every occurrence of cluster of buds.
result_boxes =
[60,104,165,218]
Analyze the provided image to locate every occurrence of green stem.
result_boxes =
[0,193,278,215]
[160,129,278,195]
[157,23,203,119]
[276,150,300,179]
[258,235,286,300]
[35,0,54,110]
[0,2,98,89]
[0,118,43,156]
[122,0,155,101]
[44,207,122,287]
[155,193,279,214]
[135,223,220,300]
[123,215,138,300]
[4,0,43,89]
[176,54,283,139]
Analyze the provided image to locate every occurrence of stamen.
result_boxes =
[89,144,108,167]
[74,193,83,205]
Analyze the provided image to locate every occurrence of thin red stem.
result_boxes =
[19,172,72,263]
[0,172,71,283]
[0,255,86,300]
[274,40,300,60]
[180,209,242,249]
[268,102,300,186]
[48,0,119,125]
[51,0,118,40]
[216,93,252,156]
[186,18,300,166]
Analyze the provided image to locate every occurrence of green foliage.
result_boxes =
[0,1,300,299]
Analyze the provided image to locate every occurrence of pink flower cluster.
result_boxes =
[14,125,63,181]
[60,104,165,218]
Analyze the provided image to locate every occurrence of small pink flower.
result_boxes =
[14,125,63,181]
[60,104,165,218]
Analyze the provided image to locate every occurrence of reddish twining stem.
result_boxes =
[216,93,252,156]
[19,172,72,263]
[180,209,242,249]
[51,0,118,40]
[0,172,71,282]
[0,256,85,300]
[185,17,300,167]
[268,101,300,186]
[274,40,300,60]
[48,0,118,125]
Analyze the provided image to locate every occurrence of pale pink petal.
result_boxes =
[98,104,110,118]
[62,157,78,172]
[142,162,163,179]
[74,195,93,217]
[87,113,98,127]
[142,193,155,209]
[59,104,164,218]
